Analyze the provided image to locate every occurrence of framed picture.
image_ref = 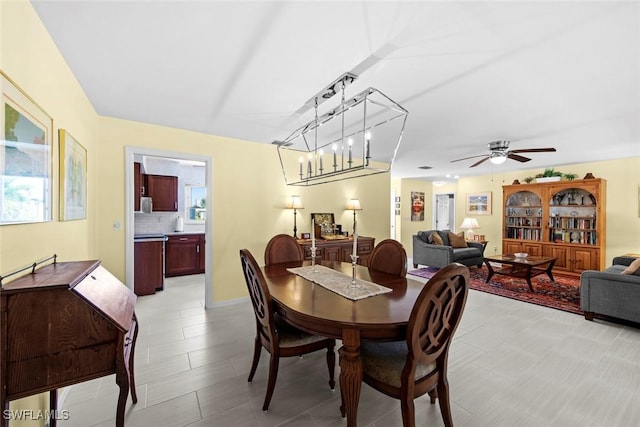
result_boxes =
[311,212,334,227]
[410,191,424,221]
[59,129,87,221]
[466,192,492,215]
[1,71,53,225]
[301,232,311,240]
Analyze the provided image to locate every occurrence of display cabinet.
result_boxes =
[502,178,606,275]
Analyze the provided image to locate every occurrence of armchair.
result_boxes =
[580,256,640,323]
[412,230,485,269]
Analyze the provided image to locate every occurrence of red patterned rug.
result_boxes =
[408,265,582,315]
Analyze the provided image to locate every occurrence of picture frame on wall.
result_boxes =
[466,192,492,215]
[1,70,53,225]
[59,129,87,221]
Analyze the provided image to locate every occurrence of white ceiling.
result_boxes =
[31,1,640,182]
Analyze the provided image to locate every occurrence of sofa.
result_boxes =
[580,256,640,323]
[412,229,485,269]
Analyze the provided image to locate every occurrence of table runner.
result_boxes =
[287,265,392,301]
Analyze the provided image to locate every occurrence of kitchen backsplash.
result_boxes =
[135,212,205,235]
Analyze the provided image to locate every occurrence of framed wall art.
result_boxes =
[59,129,87,220]
[1,70,53,225]
[465,192,492,215]
[410,191,424,221]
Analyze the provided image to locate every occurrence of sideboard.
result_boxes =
[0,259,137,427]
[297,236,375,266]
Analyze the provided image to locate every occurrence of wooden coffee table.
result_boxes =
[483,254,557,292]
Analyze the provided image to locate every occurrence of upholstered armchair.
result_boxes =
[412,230,485,269]
[580,256,640,323]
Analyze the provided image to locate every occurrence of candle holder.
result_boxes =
[311,246,317,272]
[349,254,359,288]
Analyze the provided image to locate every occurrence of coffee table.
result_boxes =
[483,254,557,292]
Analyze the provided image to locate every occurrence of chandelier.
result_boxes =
[276,73,408,186]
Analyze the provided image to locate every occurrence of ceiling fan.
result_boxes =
[451,140,556,168]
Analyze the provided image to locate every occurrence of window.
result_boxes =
[185,185,206,223]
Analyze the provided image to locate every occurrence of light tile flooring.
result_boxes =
[59,271,640,427]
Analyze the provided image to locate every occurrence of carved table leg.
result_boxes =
[339,328,362,427]
[484,259,494,283]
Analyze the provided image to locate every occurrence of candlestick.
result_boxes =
[352,222,357,258]
[311,218,315,247]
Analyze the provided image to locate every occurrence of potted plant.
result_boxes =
[523,176,535,184]
[535,168,563,183]
[563,173,578,181]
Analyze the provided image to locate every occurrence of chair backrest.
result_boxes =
[240,249,277,349]
[264,234,304,265]
[368,239,408,277]
[407,263,469,366]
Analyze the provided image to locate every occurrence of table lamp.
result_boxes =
[346,198,362,234]
[286,196,304,238]
[460,217,479,240]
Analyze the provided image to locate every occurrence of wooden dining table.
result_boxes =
[261,260,426,427]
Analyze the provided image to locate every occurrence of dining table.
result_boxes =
[261,259,427,427]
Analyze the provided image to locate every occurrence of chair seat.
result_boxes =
[274,314,330,347]
[361,341,436,388]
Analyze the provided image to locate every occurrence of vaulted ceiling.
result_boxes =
[32,1,639,182]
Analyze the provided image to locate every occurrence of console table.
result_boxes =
[1,259,138,427]
[297,236,375,266]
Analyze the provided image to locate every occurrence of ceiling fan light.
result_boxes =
[489,152,507,165]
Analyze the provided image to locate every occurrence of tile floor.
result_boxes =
[59,270,640,427]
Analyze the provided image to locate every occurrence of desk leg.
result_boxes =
[49,390,57,427]
[339,328,362,427]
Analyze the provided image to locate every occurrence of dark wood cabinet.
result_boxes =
[0,260,137,427]
[297,237,375,266]
[144,174,178,211]
[134,240,164,295]
[165,234,205,277]
[134,162,142,211]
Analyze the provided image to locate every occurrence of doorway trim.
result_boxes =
[433,192,455,231]
[124,146,213,308]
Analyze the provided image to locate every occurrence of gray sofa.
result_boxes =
[580,256,640,323]
[412,230,485,269]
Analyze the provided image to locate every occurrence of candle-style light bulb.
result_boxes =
[299,156,304,180]
[365,132,371,166]
[319,149,324,174]
[307,153,312,178]
[332,144,337,171]
[348,138,353,167]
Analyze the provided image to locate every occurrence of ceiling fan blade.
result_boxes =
[451,154,489,163]
[470,157,490,167]
[510,147,556,154]
[507,153,532,162]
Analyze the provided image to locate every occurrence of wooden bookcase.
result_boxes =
[502,178,606,275]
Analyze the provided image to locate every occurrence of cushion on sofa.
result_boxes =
[417,231,431,243]
[437,230,451,246]
[430,232,443,245]
[448,231,467,248]
[622,258,640,276]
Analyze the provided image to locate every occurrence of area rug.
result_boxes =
[408,265,582,315]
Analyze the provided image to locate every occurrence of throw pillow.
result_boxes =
[621,258,640,275]
[429,232,443,245]
[448,231,468,248]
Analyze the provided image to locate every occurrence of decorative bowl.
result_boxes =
[514,252,528,259]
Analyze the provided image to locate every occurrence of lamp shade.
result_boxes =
[287,195,303,209]
[346,199,362,211]
[489,152,507,165]
[460,217,479,230]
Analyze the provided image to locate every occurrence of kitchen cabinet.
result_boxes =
[134,162,142,211]
[134,240,164,295]
[165,234,205,277]
[144,174,178,211]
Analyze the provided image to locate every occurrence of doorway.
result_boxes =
[124,147,214,308]
[434,193,455,231]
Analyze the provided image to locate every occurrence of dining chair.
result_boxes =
[353,262,469,427]
[368,238,408,277]
[264,234,305,265]
[239,249,335,411]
